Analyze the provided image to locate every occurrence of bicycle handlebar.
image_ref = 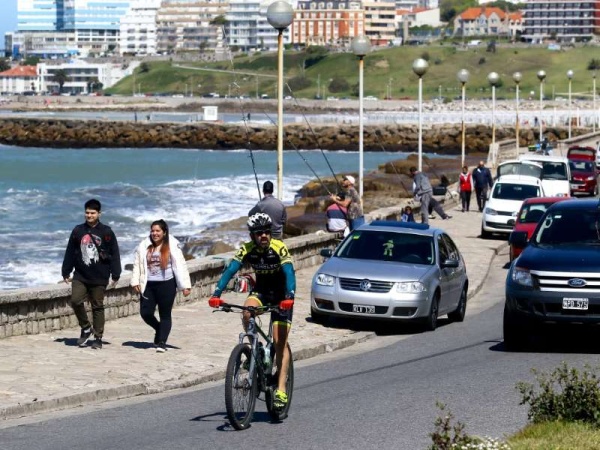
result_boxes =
[212,301,282,314]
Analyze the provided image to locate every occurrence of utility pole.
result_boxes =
[317,73,321,99]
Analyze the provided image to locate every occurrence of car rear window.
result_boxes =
[534,210,600,244]
[336,230,434,265]
[493,183,541,201]
[541,162,568,180]
[518,203,549,223]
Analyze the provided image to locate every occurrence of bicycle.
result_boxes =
[211,300,294,430]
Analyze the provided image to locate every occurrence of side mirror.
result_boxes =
[509,230,528,247]
[320,249,333,258]
[441,259,459,268]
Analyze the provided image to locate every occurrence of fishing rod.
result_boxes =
[374,129,411,197]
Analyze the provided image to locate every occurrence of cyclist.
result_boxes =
[209,213,296,410]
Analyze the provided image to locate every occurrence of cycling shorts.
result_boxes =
[247,291,293,327]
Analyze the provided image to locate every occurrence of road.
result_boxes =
[4,246,600,449]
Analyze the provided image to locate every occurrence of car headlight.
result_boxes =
[396,281,426,293]
[511,266,533,287]
[587,176,596,181]
[484,207,497,215]
[315,273,335,286]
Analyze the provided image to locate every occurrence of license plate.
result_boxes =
[562,298,588,310]
[353,304,375,314]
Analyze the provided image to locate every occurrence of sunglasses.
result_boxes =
[253,229,271,236]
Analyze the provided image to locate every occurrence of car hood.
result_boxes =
[319,257,436,282]
[571,170,595,178]
[486,198,522,213]
[517,246,600,271]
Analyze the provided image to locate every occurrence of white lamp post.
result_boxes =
[457,69,469,168]
[266,1,294,200]
[351,35,371,201]
[537,70,546,141]
[513,72,522,157]
[593,72,597,133]
[487,72,500,148]
[567,69,574,139]
[412,58,429,171]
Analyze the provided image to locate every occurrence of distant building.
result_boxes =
[453,6,522,37]
[397,7,442,28]
[0,65,39,94]
[363,0,397,45]
[521,0,599,43]
[119,0,161,56]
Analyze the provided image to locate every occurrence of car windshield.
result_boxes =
[534,210,600,245]
[569,160,594,172]
[493,183,541,201]
[336,230,435,265]
[518,203,551,224]
[541,162,568,180]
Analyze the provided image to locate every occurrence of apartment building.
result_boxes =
[363,0,397,45]
[521,0,599,43]
[453,6,522,37]
[293,0,364,47]
[120,0,161,56]
[0,66,39,94]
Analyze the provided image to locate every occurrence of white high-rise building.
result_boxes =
[120,0,161,55]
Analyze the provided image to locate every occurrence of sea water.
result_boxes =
[0,145,449,290]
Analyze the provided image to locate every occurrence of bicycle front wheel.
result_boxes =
[225,343,258,430]
[266,344,294,421]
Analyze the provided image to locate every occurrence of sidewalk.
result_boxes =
[0,204,508,421]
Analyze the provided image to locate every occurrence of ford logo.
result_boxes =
[360,279,372,292]
[568,278,587,288]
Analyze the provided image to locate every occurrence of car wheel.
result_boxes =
[509,246,514,262]
[423,294,440,331]
[448,286,467,323]
[503,305,527,351]
[593,186,598,197]
[481,224,491,239]
[310,307,328,325]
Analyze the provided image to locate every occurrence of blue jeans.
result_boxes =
[349,216,365,231]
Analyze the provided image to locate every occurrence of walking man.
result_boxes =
[62,199,121,350]
[249,180,287,239]
[410,167,451,224]
[472,161,494,212]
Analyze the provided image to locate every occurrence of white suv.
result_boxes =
[481,175,545,238]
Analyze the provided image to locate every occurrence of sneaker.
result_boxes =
[91,338,103,350]
[443,215,453,220]
[153,331,159,348]
[77,327,93,347]
[429,214,435,219]
[156,342,167,353]
[273,389,288,409]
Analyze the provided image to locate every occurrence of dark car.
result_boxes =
[504,199,600,350]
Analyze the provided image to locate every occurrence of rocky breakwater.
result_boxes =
[0,118,579,151]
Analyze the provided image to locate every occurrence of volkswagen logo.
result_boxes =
[568,278,587,288]
[359,279,372,292]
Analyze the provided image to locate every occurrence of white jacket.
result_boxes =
[130,235,192,294]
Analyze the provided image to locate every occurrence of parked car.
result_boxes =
[519,154,571,197]
[569,159,598,196]
[508,196,568,261]
[567,145,595,162]
[495,160,542,181]
[310,221,468,330]
[481,175,545,238]
[504,199,600,350]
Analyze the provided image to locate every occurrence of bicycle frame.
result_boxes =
[238,312,274,388]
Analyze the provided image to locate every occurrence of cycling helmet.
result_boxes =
[247,213,272,233]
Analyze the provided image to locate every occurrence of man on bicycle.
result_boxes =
[209,213,296,410]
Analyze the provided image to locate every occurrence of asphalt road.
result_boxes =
[3,247,600,450]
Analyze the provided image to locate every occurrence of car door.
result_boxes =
[439,234,464,313]
[436,234,454,313]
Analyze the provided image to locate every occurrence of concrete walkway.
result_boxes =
[0,203,508,421]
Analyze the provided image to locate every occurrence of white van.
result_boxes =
[481,175,545,238]
[518,154,571,197]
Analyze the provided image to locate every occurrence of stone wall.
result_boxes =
[0,118,581,153]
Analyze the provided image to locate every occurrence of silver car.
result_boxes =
[310,221,469,330]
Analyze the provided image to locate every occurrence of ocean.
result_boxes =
[0,145,451,290]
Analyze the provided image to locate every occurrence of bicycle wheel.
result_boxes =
[266,344,294,421]
[224,343,257,430]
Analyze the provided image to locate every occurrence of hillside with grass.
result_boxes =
[108,45,600,102]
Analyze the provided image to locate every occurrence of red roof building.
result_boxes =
[0,65,39,94]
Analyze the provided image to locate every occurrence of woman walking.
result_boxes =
[459,165,473,212]
[131,220,191,352]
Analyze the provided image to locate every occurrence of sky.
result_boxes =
[0,1,17,49]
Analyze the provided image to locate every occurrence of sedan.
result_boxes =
[310,221,468,330]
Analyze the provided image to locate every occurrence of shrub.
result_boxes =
[287,75,311,92]
[328,76,349,93]
[434,58,443,65]
[588,59,600,71]
[478,57,486,65]
[516,362,600,426]
[421,51,431,61]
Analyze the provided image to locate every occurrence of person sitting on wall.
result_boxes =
[326,192,349,236]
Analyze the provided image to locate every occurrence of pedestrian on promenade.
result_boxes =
[326,192,349,235]
[61,199,122,350]
[131,219,191,353]
[459,165,473,212]
[249,180,287,239]
[472,161,493,212]
[401,205,415,222]
[409,167,451,224]
[330,175,364,230]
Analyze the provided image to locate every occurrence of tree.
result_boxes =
[139,62,150,73]
[210,15,227,26]
[328,77,349,93]
[51,69,69,93]
[0,59,10,72]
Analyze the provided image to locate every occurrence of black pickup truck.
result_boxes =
[504,199,600,350]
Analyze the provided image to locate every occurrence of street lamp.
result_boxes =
[537,70,546,141]
[487,72,500,155]
[513,72,522,158]
[351,35,371,201]
[412,58,429,171]
[593,72,597,133]
[457,69,469,167]
[266,0,294,200]
[567,69,574,139]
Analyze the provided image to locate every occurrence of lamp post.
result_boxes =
[593,72,597,133]
[513,71,522,157]
[412,58,429,171]
[537,70,546,141]
[457,69,469,167]
[567,69,574,139]
[487,72,500,149]
[351,35,371,201]
[266,0,294,200]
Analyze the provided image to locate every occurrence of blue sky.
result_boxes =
[1,1,17,48]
